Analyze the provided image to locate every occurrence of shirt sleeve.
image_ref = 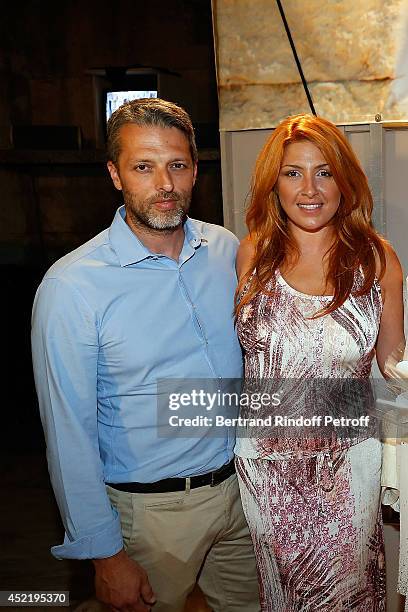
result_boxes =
[31,277,123,560]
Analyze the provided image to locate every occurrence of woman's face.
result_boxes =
[276,140,341,234]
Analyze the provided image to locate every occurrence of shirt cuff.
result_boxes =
[51,511,123,560]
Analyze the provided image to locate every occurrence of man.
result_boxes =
[32,98,260,612]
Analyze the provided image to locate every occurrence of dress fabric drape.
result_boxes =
[235,270,385,611]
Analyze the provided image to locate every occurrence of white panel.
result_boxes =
[347,130,371,175]
[384,523,405,612]
[385,129,408,276]
[221,129,271,239]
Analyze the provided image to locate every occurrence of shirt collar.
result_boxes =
[109,206,205,267]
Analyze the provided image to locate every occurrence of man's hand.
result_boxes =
[93,549,156,611]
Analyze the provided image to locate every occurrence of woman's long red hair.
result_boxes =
[235,114,387,318]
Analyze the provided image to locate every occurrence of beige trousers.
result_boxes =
[107,474,260,612]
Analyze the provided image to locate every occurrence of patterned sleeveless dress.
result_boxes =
[235,269,386,611]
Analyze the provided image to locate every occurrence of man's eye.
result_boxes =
[135,164,150,171]
[171,163,187,169]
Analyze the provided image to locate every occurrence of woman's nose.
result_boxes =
[301,174,318,197]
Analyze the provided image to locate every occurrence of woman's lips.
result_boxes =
[297,203,323,210]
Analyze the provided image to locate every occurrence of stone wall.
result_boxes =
[213,0,408,129]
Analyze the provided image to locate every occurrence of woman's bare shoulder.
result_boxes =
[376,241,402,283]
[374,241,403,304]
[236,235,256,280]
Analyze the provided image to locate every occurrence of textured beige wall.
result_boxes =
[213,0,408,130]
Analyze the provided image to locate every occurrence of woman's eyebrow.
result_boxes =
[281,163,330,169]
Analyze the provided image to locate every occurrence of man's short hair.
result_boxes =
[107,98,198,165]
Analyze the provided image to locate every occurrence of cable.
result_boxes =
[275,0,317,116]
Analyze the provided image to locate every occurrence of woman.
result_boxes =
[234,114,404,611]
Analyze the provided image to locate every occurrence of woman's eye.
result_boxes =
[317,169,332,177]
[286,170,301,177]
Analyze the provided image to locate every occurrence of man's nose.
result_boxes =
[155,168,174,192]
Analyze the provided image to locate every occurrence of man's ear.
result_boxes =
[192,162,198,187]
[107,161,123,191]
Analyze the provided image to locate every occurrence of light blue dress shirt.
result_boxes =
[31,207,243,560]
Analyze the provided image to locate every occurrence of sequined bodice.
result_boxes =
[235,269,383,458]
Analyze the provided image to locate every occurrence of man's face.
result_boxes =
[107,124,197,233]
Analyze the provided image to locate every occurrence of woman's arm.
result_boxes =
[376,244,405,377]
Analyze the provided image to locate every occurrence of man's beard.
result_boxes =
[123,189,191,232]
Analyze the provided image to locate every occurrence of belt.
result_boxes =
[106,458,235,493]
